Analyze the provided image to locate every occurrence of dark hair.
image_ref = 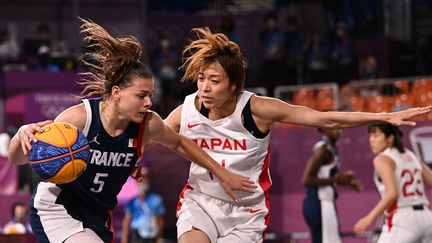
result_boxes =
[78,18,153,99]
[180,27,245,95]
[11,201,27,217]
[368,124,405,153]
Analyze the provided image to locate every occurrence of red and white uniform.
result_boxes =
[177,91,271,243]
[374,147,432,243]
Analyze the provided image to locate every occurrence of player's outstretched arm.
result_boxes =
[251,95,431,129]
[144,111,256,202]
[354,155,397,235]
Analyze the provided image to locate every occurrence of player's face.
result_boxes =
[197,61,236,110]
[368,129,393,154]
[117,77,154,123]
[14,205,27,222]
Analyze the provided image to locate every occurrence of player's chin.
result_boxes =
[133,112,146,123]
[370,147,380,154]
[202,100,215,109]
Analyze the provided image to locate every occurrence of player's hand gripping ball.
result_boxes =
[28,122,90,184]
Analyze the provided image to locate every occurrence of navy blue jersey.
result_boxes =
[305,138,340,201]
[57,98,144,211]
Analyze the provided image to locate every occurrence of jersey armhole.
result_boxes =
[242,98,269,139]
[82,99,92,136]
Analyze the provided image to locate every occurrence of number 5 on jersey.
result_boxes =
[90,173,108,193]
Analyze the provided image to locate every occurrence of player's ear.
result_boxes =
[111,86,121,102]
[388,134,395,146]
[230,83,237,93]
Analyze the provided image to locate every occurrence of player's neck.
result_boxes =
[208,95,237,120]
[100,101,128,136]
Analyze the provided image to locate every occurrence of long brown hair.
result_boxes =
[78,17,153,99]
[180,27,245,95]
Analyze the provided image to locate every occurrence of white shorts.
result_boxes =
[378,205,432,243]
[177,188,268,243]
[320,200,341,243]
[31,182,84,243]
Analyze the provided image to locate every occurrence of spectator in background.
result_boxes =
[219,17,240,44]
[23,23,51,68]
[0,24,20,61]
[257,11,285,96]
[329,22,353,86]
[282,15,305,83]
[302,31,330,84]
[357,54,378,80]
[302,127,363,243]
[122,168,165,243]
[3,201,32,234]
[151,36,179,117]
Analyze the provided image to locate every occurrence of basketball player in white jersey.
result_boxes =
[302,128,363,243]
[354,124,432,242]
[162,27,431,243]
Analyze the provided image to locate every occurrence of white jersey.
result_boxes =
[374,147,429,212]
[179,91,271,205]
[314,139,340,201]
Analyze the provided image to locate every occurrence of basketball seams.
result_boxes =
[28,122,90,184]
[29,145,90,164]
[54,123,78,181]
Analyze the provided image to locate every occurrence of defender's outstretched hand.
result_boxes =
[219,171,257,202]
[388,106,431,126]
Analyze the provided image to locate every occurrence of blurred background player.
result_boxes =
[302,127,363,243]
[3,201,32,234]
[7,18,254,243]
[163,27,431,243]
[122,167,165,243]
[354,124,432,242]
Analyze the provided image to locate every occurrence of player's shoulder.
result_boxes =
[55,103,86,130]
[249,94,282,110]
[373,153,396,169]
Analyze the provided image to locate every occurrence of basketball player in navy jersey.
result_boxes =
[302,128,363,243]
[7,19,255,243]
[161,27,431,243]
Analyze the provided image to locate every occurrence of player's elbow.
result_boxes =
[320,120,341,130]
[301,176,313,187]
[386,189,398,202]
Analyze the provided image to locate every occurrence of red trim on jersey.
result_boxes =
[258,146,272,242]
[109,210,114,243]
[130,113,148,180]
[137,113,147,158]
[176,183,194,217]
[386,213,394,232]
[386,201,397,214]
[386,202,397,231]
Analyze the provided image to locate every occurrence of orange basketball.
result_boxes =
[28,122,90,184]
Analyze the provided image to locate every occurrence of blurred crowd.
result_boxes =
[0,11,386,116]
